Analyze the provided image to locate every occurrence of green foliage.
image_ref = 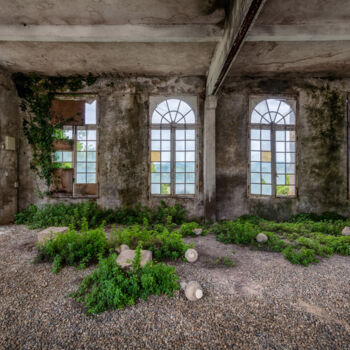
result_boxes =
[214,256,235,267]
[213,213,350,266]
[71,251,179,314]
[12,72,97,188]
[109,225,191,261]
[34,225,107,273]
[178,222,206,236]
[15,201,188,229]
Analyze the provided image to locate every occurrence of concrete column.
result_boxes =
[203,95,217,221]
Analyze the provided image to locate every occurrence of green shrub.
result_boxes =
[178,222,201,236]
[71,246,179,314]
[213,221,258,245]
[15,201,189,229]
[34,225,108,273]
[282,246,319,266]
[108,225,191,261]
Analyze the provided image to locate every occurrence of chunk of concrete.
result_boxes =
[116,249,152,268]
[120,244,130,252]
[341,227,350,236]
[37,227,68,244]
[185,248,198,262]
[193,228,203,236]
[256,233,268,243]
[184,281,203,301]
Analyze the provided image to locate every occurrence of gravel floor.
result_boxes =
[0,225,349,349]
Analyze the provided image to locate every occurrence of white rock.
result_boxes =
[120,244,130,252]
[37,227,68,244]
[184,281,203,301]
[256,233,268,243]
[180,281,188,290]
[193,228,203,236]
[341,227,350,236]
[116,249,152,268]
[185,248,198,262]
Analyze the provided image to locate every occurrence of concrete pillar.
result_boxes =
[203,95,217,221]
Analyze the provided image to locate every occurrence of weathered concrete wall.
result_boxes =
[18,76,205,218]
[0,69,20,224]
[216,76,350,220]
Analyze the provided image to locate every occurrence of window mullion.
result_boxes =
[271,124,277,196]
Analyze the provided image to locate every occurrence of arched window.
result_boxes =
[249,98,296,197]
[150,98,197,195]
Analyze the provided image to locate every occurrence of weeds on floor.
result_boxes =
[70,244,180,314]
[15,201,188,229]
[214,256,235,267]
[213,214,350,266]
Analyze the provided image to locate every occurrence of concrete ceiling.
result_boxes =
[229,0,350,77]
[0,0,225,75]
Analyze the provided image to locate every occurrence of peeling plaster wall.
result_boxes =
[216,76,350,220]
[0,69,20,224]
[18,76,205,218]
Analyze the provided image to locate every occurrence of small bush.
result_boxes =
[71,245,179,314]
[108,225,191,260]
[213,221,258,245]
[282,246,319,266]
[34,225,107,273]
[179,222,201,236]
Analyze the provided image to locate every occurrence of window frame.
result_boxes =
[149,95,199,198]
[248,96,298,199]
[51,94,100,199]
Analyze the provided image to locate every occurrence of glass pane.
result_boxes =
[276,142,285,152]
[161,152,171,162]
[186,152,195,161]
[77,163,86,172]
[161,162,171,172]
[161,184,171,194]
[87,141,96,151]
[251,151,261,161]
[261,151,271,162]
[286,164,295,174]
[251,129,260,139]
[176,141,185,151]
[77,152,86,162]
[152,112,162,124]
[161,173,171,183]
[184,111,195,124]
[287,130,296,141]
[262,184,272,195]
[251,184,260,195]
[261,141,270,151]
[151,151,161,162]
[151,184,160,194]
[261,162,271,172]
[186,130,195,139]
[186,173,195,183]
[176,173,185,183]
[176,162,185,172]
[276,163,285,173]
[151,162,161,173]
[186,141,195,151]
[286,142,295,152]
[77,141,87,151]
[85,100,96,124]
[87,130,97,140]
[251,111,261,123]
[161,130,171,140]
[286,153,295,163]
[261,129,270,140]
[251,173,260,183]
[251,141,260,151]
[87,163,96,172]
[151,141,161,151]
[251,162,260,172]
[77,130,87,140]
[276,131,285,141]
[178,101,191,116]
[261,173,271,184]
[62,127,73,139]
[186,184,195,194]
[151,173,161,183]
[162,141,171,151]
[87,152,96,162]
[276,153,285,162]
[87,173,96,183]
[175,184,185,194]
[267,99,280,112]
[186,162,195,172]
[276,174,285,185]
[288,174,296,185]
[176,152,185,161]
[151,129,161,139]
[255,100,269,116]
[176,130,185,139]
[76,174,86,184]
[54,151,62,162]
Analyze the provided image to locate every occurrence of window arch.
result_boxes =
[150,98,197,195]
[249,98,296,197]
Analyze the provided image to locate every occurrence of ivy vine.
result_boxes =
[12,72,97,188]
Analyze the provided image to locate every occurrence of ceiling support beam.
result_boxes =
[246,24,350,42]
[206,0,266,95]
[0,24,223,43]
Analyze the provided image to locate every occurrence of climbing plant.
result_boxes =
[12,72,97,188]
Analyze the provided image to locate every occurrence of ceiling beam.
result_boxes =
[0,24,223,43]
[247,24,350,42]
[206,0,267,96]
